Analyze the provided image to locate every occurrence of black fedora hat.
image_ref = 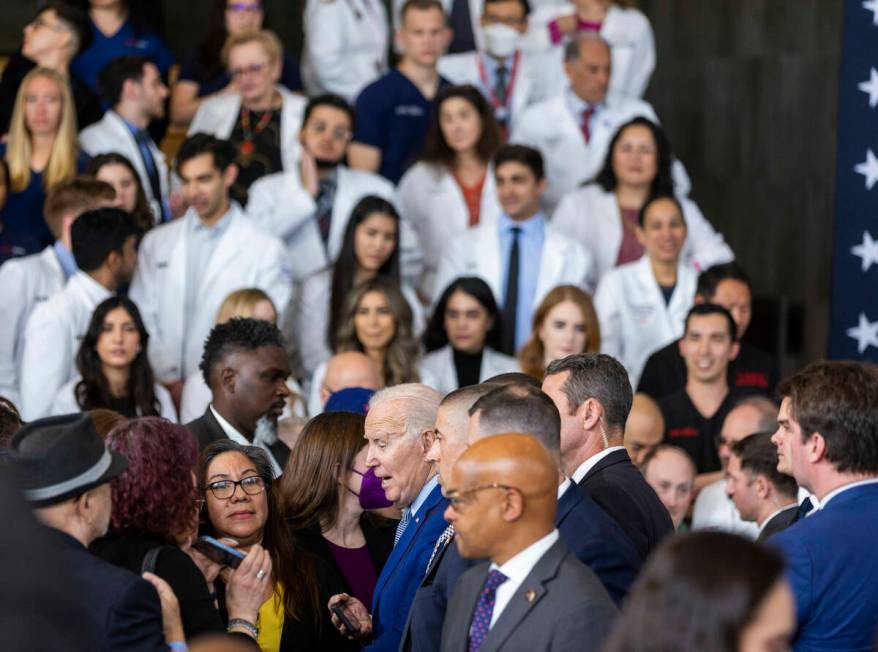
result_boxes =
[7,414,128,507]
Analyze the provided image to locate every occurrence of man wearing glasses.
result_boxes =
[440,432,617,652]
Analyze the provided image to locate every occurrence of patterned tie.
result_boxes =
[315,176,335,247]
[501,227,521,355]
[580,106,595,143]
[793,497,814,523]
[468,569,508,652]
[394,509,412,546]
[425,524,455,575]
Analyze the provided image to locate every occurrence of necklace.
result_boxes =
[239,107,275,163]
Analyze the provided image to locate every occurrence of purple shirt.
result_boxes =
[325,539,378,608]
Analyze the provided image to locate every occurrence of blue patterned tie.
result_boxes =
[426,524,455,575]
[394,509,411,546]
[468,569,508,652]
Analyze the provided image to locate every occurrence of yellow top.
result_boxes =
[257,583,285,652]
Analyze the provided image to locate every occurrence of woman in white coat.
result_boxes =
[594,194,698,387]
[419,276,518,395]
[295,196,424,377]
[553,117,733,288]
[396,85,503,298]
[50,296,177,420]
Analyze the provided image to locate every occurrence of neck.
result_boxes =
[398,60,439,93]
[509,205,540,223]
[756,496,795,527]
[810,471,877,502]
[244,89,277,113]
[31,132,56,153]
[686,376,729,412]
[34,51,71,73]
[454,149,483,169]
[364,348,385,377]
[650,258,678,286]
[316,163,338,180]
[353,265,376,286]
[90,2,126,25]
[87,267,117,292]
[575,0,608,20]
[232,533,263,552]
[615,184,650,209]
[102,364,130,397]
[199,198,231,227]
[211,401,255,440]
[492,526,552,566]
[115,104,149,131]
[321,494,364,546]
[561,432,606,477]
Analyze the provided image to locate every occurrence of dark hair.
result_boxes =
[423,277,503,352]
[638,193,685,228]
[399,0,446,22]
[594,117,675,193]
[545,353,632,433]
[200,317,286,387]
[494,143,543,180]
[198,440,321,625]
[481,371,542,389]
[303,93,355,132]
[282,412,367,529]
[483,0,531,17]
[85,153,155,232]
[603,531,787,652]
[777,360,878,474]
[37,1,93,55]
[97,55,151,106]
[470,384,561,452]
[75,297,160,417]
[69,0,166,38]
[696,262,753,300]
[731,432,798,500]
[0,396,22,449]
[328,196,401,347]
[70,207,141,272]
[420,85,502,167]
[176,133,238,174]
[684,303,738,343]
[106,418,198,542]
[192,0,273,82]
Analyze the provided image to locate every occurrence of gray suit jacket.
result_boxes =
[439,538,617,652]
[756,504,799,544]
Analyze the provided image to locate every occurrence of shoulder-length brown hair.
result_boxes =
[281,412,367,529]
[420,84,502,168]
[85,152,156,232]
[519,285,601,380]
[333,277,420,387]
[7,67,78,192]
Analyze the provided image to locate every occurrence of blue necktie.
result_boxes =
[468,569,508,652]
[134,129,167,221]
[394,509,411,546]
[501,226,521,355]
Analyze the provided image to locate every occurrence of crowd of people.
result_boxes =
[1,0,877,651]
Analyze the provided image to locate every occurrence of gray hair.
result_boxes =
[729,395,779,432]
[469,384,561,452]
[545,353,632,433]
[564,32,612,63]
[370,383,441,439]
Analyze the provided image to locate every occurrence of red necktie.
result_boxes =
[581,106,595,143]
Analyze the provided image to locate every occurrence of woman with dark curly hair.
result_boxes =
[91,418,269,641]
[50,296,177,420]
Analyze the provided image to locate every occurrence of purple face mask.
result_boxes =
[349,467,393,510]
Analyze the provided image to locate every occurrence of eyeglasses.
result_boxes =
[442,483,519,510]
[229,62,270,79]
[30,16,70,33]
[206,476,266,499]
[305,121,352,142]
[226,2,263,12]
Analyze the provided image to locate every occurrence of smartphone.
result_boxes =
[331,603,361,634]
[192,536,247,569]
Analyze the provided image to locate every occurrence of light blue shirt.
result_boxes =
[53,241,78,280]
[564,87,604,136]
[499,212,544,352]
[481,54,515,122]
[410,474,440,520]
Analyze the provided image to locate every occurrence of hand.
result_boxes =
[299,150,320,198]
[328,593,372,640]
[224,544,274,624]
[169,191,188,219]
[143,572,185,645]
[182,535,227,586]
[555,14,578,34]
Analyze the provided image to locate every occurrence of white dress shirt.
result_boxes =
[818,477,878,510]
[571,445,627,484]
[209,405,283,477]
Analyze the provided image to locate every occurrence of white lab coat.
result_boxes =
[179,371,306,423]
[128,203,293,383]
[510,92,686,212]
[396,162,501,298]
[50,377,178,421]
[0,246,66,406]
[302,0,389,103]
[691,479,760,539]
[79,110,168,222]
[552,183,734,287]
[188,87,307,175]
[247,165,422,284]
[522,4,655,98]
[294,267,425,377]
[307,361,329,416]
[19,271,113,420]
[436,50,565,131]
[594,255,697,387]
[418,344,518,395]
[433,219,594,310]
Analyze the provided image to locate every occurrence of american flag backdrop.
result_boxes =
[829,0,878,362]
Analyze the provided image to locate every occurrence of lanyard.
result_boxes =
[476,51,520,111]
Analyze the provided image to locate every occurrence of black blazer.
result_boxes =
[578,448,674,560]
[755,504,798,544]
[185,407,291,468]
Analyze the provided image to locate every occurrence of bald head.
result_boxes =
[718,397,777,469]
[321,351,381,407]
[445,433,558,564]
[625,393,665,464]
[641,445,696,529]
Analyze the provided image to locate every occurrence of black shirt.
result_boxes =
[638,339,779,402]
[659,389,742,474]
[453,348,483,388]
[228,106,283,206]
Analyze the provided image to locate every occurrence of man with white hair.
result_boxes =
[328,383,447,652]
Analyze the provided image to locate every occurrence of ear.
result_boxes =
[223,163,239,188]
[104,249,121,273]
[442,26,453,49]
[500,488,524,522]
[809,432,828,463]
[754,475,770,500]
[635,225,647,248]
[121,77,138,102]
[729,341,741,361]
[581,397,603,432]
[220,366,237,395]
[677,338,686,357]
[534,177,547,197]
[420,427,436,456]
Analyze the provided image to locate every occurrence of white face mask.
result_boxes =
[482,23,520,59]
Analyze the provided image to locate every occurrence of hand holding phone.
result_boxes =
[331,603,361,634]
[192,536,247,569]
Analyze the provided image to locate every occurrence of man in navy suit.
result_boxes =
[329,383,448,652]
[769,361,878,651]
[543,353,674,559]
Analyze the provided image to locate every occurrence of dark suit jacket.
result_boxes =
[439,538,617,652]
[366,482,448,652]
[770,483,878,652]
[556,481,641,604]
[755,504,798,544]
[185,407,290,468]
[45,528,167,652]
[579,448,674,560]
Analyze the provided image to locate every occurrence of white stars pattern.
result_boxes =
[865,0,878,26]
[851,231,878,271]
[854,149,878,190]
[847,313,878,354]
[860,68,878,108]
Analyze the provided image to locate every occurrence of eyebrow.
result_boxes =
[207,467,259,481]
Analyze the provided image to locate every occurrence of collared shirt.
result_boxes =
[209,405,283,477]
[53,241,78,281]
[564,86,603,138]
[487,529,560,628]
[571,445,627,485]
[498,211,544,352]
[757,502,799,537]
[818,477,878,510]
[557,478,572,499]
[409,474,440,520]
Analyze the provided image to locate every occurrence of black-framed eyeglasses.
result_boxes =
[442,483,519,510]
[206,476,266,500]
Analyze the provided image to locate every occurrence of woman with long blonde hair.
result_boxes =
[1,67,82,259]
[519,284,601,380]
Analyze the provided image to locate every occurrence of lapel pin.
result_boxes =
[524,590,536,603]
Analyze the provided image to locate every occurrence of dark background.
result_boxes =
[1,0,842,374]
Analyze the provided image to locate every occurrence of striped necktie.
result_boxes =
[394,509,412,546]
